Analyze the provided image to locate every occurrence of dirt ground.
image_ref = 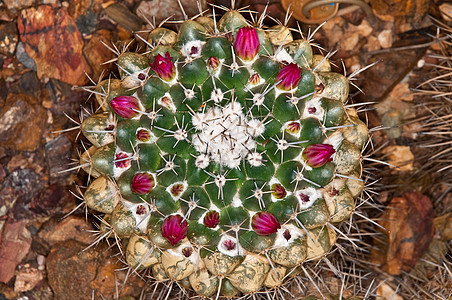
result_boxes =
[0,0,451,299]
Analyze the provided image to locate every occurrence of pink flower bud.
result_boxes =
[251,212,281,236]
[248,73,260,85]
[110,96,139,118]
[276,63,302,90]
[302,144,335,168]
[114,153,130,168]
[286,121,301,134]
[131,173,155,195]
[203,211,220,228]
[149,51,176,81]
[234,27,260,61]
[136,129,151,142]
[161,215,188,246]
[208,56,220,69]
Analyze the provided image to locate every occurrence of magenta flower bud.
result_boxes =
[149,51,176,81]
[303,144,335,168]
[161,215,188,246]
[234,27,260,61]
[208,56,220,69]
[276,63,302,90]
[203,211,220,228]
[110,96,140,118]
[115,153,130,168]
[251,212,281,236]
[131,173,155,195]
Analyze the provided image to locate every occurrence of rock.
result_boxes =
[45,135,72,185]
[0,168,46,219]
[103,2,142,32]
[360,47,426,100]
[15,42,37,71]
[46,240,143,299]
[433,213,452,241]
[0,220,32,283]
[0,7,15,22]
[14,264,44,293]
[439,3,452,22]
[2,0,34,12]
[342,32,359,51]
[17,5,91,85]
[0,21,18,56]
[0,93,46,151]
[38,216,93,247]
[376,282,404,300]
[378,29,393,49]
[46,240,100,299]
[83,29,115,81]
[19,71,41,97]
[136,0,205,26]
[67,0,91,19]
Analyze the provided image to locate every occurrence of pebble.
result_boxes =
[46,240,143,299]
[0,220,32,284]
[0,93,46,151]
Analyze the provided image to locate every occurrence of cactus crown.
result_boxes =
[78,6,369,297]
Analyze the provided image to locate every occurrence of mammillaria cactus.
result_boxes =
[76,4,369,298]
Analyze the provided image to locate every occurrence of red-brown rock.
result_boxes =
[0,220,32,283]
[17,5,91,85]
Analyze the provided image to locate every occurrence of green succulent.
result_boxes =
[77,7,368,297]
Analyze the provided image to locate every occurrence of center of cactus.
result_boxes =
[192,102,261,169]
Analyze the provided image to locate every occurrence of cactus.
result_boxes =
[75,5,369,298]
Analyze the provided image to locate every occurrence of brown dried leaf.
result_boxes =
[372,192,435,275]
[381,145,414,171]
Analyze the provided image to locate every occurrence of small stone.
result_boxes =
[136,0,204,26]
[20,71,41,97]
[439,3,452,21]
[0,220,32,284]
[46,240,100,299]
[67,0,91,19]
[37,216,93,247]
[15,42,37,71]
[45,135,72,184]
[0,93,46,151]
[341,33,359,52]
[83,30,115,80]
[0,22,18,56]
[355,19,373,37]
[366,35,381,52]
[0,168,46,220]
[17,5,91,85]
[14,264,44,293]
[378,29,393,49]
[103,2,142,32]
[0,7,15,22]
[3,0,34,12]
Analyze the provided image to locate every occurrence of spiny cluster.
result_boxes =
[75,7,369,298]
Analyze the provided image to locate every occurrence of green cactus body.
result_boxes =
[77,8,368,297]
